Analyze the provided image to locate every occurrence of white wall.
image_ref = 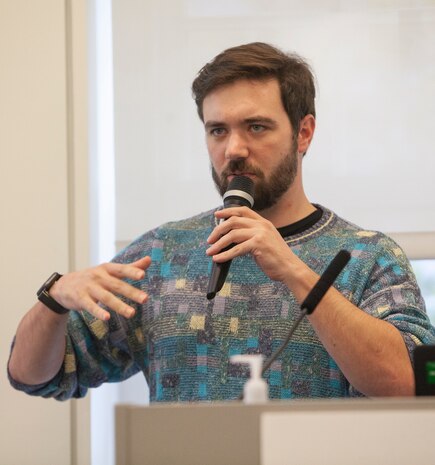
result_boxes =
[0,1,90,464]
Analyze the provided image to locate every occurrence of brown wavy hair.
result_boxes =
[191,42,316,133]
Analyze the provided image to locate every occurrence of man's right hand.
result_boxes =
[49,256,151,321]
[8,256,151,385]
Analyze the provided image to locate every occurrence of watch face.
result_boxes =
[38,273,61,295]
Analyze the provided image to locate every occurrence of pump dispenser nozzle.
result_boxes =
[230,354,269,404]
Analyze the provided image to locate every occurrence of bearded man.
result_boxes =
[8,42,435,401]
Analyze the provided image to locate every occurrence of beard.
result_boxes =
[211,138,298,212]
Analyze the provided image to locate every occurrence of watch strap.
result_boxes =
[37,272,69,315]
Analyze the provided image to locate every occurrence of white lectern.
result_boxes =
[116,398,435,465]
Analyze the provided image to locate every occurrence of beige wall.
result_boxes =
[0,1,90,464]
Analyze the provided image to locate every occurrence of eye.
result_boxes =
[250,124,266,133]
[209,127,227,137]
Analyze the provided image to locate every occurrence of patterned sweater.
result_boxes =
[10,206,435,401]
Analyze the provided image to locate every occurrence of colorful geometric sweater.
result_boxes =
[10,206,435,401]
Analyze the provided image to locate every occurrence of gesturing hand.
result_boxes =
[206,207,295,284]
[49,256,151,321]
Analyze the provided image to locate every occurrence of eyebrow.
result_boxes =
[244,116,277,127]
[204,116,278,130]
[204,120,225,130]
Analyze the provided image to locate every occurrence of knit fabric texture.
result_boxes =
[9,206,435,401]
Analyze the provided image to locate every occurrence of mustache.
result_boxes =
[220,160,265,180]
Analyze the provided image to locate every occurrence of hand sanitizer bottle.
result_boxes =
[230,354,269,404]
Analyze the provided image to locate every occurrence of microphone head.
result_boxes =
[223,176,255,208]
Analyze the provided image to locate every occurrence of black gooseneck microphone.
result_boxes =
[206,176,255,300]
[261,249,351,373]
[237,249,351,400]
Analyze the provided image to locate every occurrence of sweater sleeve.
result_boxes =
[8,229,158,400]
[348,236,435,397]
[8,310,142,400]
[360,239,435,347]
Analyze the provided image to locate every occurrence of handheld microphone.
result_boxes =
[206,176,255,300]
[236,249,351,400]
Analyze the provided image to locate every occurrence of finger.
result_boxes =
[104,256,151,281]
[130,256,152,270]
[207,229,253,257]
[210,240,252,263]
[214,206,259,221]
[92,288,136,319]
[207,216,257,244]
[79,296,111,321]
[104,275,148,305]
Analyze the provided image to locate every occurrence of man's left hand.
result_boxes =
[206,206,296,284]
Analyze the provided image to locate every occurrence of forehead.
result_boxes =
[202,78,288,123]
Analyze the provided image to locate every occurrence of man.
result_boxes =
[8,42,435,401]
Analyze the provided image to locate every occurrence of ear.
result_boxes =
[297,114,316,154]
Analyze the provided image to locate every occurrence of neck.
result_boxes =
[257,180,314,229]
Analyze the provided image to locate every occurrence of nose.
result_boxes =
[224,131,249,160]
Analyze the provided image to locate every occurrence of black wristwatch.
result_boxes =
[37,272,69,315]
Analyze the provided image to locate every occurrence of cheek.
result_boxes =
[267,137,292,157]
[255,140,283,161]
[206,140,225,166]
[205,137,214,153]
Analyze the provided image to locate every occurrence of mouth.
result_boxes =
[227,173,256,181]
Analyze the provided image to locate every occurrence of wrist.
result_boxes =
[48,277,63,302]
[282,258,319,303]
[37,273,70,315]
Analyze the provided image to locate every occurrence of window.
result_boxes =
[412,260,435,324]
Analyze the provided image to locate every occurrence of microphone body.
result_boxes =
[301,249,351,314]
[206,176,254,300]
